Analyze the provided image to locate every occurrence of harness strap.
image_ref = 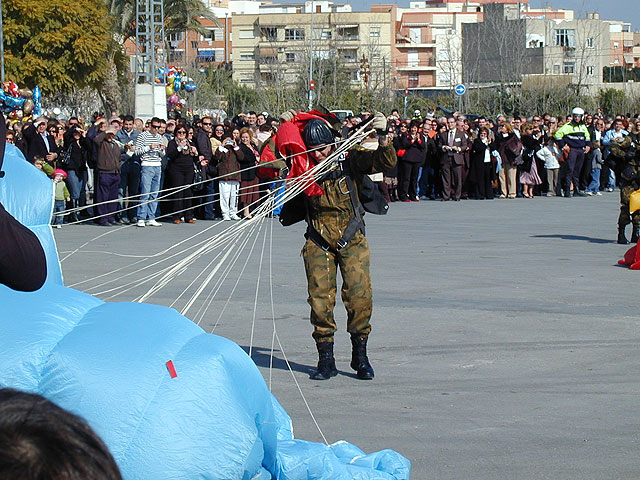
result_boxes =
[305,173,365,254]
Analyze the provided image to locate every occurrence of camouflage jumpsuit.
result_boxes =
[302,144,396,343]
[613,138,640,228]
[618,169,640,229]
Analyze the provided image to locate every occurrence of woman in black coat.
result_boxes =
[397,121,426,202]
[166,124,198,223]
[61,126,91,222]
[469,127,495,200]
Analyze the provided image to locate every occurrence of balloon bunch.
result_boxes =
[0,82,42,122]
[156,66,197,114]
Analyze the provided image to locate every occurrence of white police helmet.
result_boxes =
[571,107,585,116]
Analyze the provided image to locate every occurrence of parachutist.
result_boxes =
[272,110,396,380]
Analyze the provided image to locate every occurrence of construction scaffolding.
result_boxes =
[135,0,168,119]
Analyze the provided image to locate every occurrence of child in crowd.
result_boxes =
[51,169,70,228]
[536,137,561,196]
[586,140,603,196]
[212,135,242,221]
[32,155,54,177]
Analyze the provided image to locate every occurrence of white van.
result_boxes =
[330,110,354,122]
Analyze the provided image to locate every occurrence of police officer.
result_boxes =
[283,112,395,380]
[555,107,591,197]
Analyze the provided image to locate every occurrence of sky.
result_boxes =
[318,0,640,30]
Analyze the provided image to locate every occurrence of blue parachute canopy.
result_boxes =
[0,144,410,479]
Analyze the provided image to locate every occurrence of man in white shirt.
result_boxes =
[134,117,165,227]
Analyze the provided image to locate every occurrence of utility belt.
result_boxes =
[305,165,365,255]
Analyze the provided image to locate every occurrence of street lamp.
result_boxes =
[308,0,314,111]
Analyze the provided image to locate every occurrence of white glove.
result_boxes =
[280,109,297,122]
[372,112,387,131]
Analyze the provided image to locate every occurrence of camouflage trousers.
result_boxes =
[618,184,640,227]
[302,231,372,343]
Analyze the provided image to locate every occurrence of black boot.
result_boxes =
[350,336,374,380]
[632,226,640,244]
[617,225,629,245]
[309,341,338,380]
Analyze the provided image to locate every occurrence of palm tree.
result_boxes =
[100,0,217,114]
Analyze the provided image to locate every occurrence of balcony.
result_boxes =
[395,58,437,71]
[396,42,436,49]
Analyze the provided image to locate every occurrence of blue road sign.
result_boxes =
[455,84,466,96]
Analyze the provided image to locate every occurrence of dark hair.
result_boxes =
[478,127,490,136]
[122,115,134,122]
[150,117,162,125]
[0,388,122,480]
[247,111,257,116]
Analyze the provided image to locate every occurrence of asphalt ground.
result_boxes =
[54,191,640,480]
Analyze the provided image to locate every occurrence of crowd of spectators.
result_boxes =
[374,107,631,204]
[7,110,283,227]
[7,106,637,229]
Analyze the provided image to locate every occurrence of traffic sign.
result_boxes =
[454,84,466,96]
[310,80,315,91]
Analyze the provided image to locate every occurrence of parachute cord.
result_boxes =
[248,208,269,358]
[192,216,263,326]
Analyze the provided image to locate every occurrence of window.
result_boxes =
[613,41,619,48]
[337,26,359,41]
[340,49,358,62]
[554,29,575,47]
[586,37,594,48]
[370,26,380,38]
[586,65,595,76]
[240,51,255,61]
[563,61,575,74]
[408,73,419,88]
[313,50,331,60]
[285,52,296,62]
[553,64,560,74]
[409,27,421,43]
[260,27,278,41]
[407,50,419,67]
[168,32,183,42]
[261,72,276,82]
[285,28,305,40]
[259,55,278,64]
[203,28,223,41]
[239,30,254,39]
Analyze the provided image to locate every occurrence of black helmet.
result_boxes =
[303,119,334,147]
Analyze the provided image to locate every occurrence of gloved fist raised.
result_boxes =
[372,111,387,132]
[280,109,298,123]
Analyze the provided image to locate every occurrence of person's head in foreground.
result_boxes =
[0,388,122,480]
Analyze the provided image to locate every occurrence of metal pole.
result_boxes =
[308,0,314,111]
[225,14,229,64]
[0,0,5,83]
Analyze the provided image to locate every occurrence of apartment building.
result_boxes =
[464,4,618,88]
[377,0,571,92]
[231,7,393,89]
